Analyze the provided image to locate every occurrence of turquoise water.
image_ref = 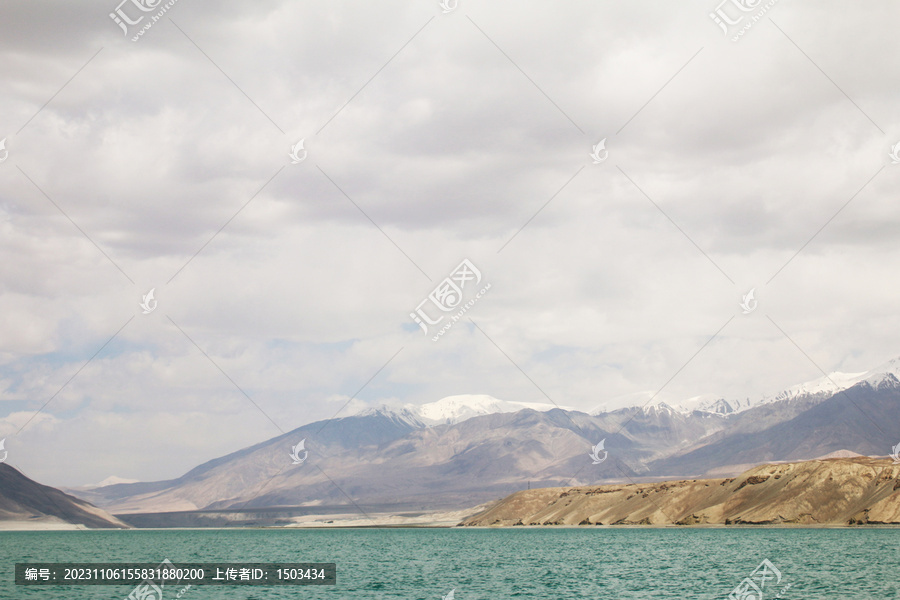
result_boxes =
[1,527,898,599]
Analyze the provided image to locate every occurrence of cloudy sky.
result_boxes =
[1,0,898,487]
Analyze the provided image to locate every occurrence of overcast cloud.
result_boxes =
[1,0,899,486]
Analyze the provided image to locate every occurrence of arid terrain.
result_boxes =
[461,457,900,526]
[0,464,127,529]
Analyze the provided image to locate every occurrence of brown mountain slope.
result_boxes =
[0,464,128,529]
[460,457,900,526]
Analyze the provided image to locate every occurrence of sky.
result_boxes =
[0,0,898,487]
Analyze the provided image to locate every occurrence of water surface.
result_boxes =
[2,527,897,599]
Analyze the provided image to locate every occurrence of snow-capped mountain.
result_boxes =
[74,355,900,517]
[415,394,569,425]
[759,370,868,404]
[670,372,864,416]
[369,354,900,423]
[860,356,900,388]
[356,405,425,429]
[669,355,900,416]
[597,356,900,417]
[359,394,571,426]
[667,394,731,415]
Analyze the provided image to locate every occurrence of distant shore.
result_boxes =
[0,519,91,531]
[3,521,900,531]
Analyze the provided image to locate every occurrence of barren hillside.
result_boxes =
[461,457,900,526]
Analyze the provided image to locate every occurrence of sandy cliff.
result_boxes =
[461,457,900,526]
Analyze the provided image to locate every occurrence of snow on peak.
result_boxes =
[672,394,729,413]
[354,394,570,427]
[353,355,900,425]
[415,394,568,425]
[667,355,900,416]
[639,402,679,416]
[861,356,900,388]
[679,370,867,416]
[759,356,900,404]
[764,370,868,403]
[357,405,424,427]
[864,372,900,390]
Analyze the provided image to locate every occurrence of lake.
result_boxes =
[2,527,898,599]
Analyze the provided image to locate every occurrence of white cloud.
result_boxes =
[1,0,898,486]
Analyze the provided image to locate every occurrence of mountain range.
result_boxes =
[613,356,900,416]
[70,357,900,523]
[0,463,127,529]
